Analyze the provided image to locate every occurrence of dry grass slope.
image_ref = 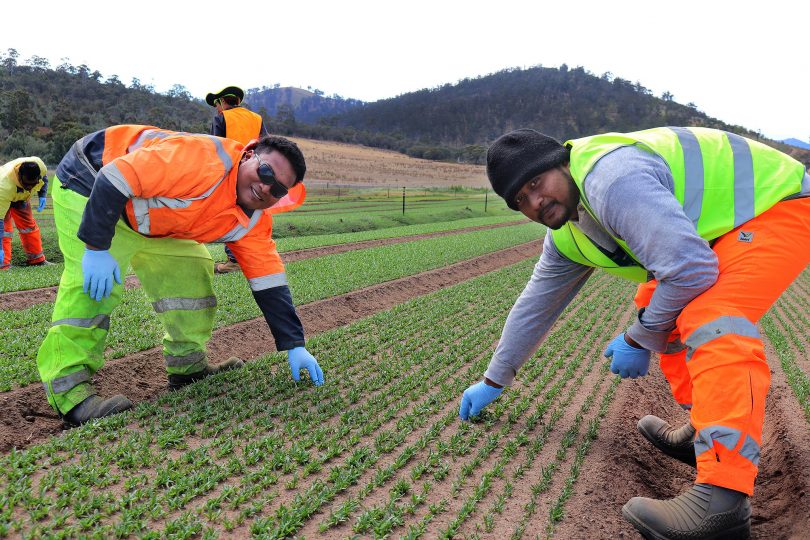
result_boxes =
[291,137,488,188]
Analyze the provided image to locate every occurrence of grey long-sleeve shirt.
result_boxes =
[484,146,721,386]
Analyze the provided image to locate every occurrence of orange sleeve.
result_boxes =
[227,213,286,281]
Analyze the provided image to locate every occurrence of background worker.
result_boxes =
[206,85,269,274]
[0,156,53,269]
[459,127,810,538]
[37,125,321,426]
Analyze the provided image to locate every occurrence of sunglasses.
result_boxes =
[253,154,289,198]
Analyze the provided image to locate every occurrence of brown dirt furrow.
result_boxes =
[0,220,527,311]
[0,239,542,453]
[551,322,810,540]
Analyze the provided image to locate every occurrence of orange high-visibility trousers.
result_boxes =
[634,281,692,409]
[2,202,45,269]
[639,197,810,495]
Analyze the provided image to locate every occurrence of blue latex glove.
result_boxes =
[459,380,503,420]
[288,346,324,386]
[36,197,46,212]
[604,333,651,378]
[0,248,4,265]
[81,248,122,301]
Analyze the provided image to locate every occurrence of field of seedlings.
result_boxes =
[1,181,809,539]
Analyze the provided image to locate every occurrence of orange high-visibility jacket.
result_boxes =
[55,124,307,350]
[58,125,296,284]
[220,107,265,145]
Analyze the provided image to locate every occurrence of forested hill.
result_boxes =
[1,49,807,167]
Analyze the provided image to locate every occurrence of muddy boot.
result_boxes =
[638,415,697,468]
[214,260,240,274]
[623,483,751,539]
[168,357,244,390]
[64,394,133,426]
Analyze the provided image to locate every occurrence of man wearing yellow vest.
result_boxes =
[206,85,268,274]
[458,127,810,538]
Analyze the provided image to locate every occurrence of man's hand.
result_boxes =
[288,346,324,386]
[459,379,503,420]
[82,248,121,301]
[37,197,46,212]
[604,333,650,378]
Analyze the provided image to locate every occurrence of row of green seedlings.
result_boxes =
[3,280,502,536]
[312,272,625,539]
[761,297,810,426]
[0,214,527,295]
[285,196,494,217]
[0,221,543,391]
[413,276,631,539]
[0,259,540,537]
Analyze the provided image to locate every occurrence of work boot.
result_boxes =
[64,394,133,426]
[30,260,56,266]
[623,483,751,539]
[214,260,240,274]
[638,415,697,468]
[167,357,244,390]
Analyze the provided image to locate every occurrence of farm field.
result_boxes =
[1,185,809,538]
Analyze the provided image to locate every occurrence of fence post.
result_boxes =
[484,191,488,213]
[402,187,406,214]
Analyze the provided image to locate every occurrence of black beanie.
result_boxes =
[486,129,569,210]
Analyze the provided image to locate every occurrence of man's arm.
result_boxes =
[211,113,226,137]
[77,164,131,249]
[586,147,718,352]
[484,233,594,386]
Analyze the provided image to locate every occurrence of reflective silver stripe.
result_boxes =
[165,350,206,368]
[695,425,742,457]
[152,296,217,314]
[664,339,686,354]
[248,272,288,291]
[127,129,181,153]
[102,162,135,197]
[18,227,36,234]
[51,314,111,330]
[214,208,264,243]
[49,369,91,394]
[740,434,761,466]
[129,138,234,236]
[669,127,704,227]
[2,232,12,238]
[685,316,760,362]
[726,132,755,227]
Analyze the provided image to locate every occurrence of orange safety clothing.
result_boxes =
[637,197,809,495]
[221,107,265,145]
[2,203,45,267]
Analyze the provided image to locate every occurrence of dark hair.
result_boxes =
[254,136,306,183]
[221,95,240,107]
[18,161,41,184]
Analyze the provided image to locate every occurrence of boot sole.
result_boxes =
[637,422,697,468]
[622,505,751,540]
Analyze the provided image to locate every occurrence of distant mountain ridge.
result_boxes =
[244,86,362,125]
[781,138,810,150]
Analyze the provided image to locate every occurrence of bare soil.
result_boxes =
[0,240,542,452]
[552,326,810,539]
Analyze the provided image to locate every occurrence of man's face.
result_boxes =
[236,149,295,211]
[19,174,39,192]
[514,164,580,229]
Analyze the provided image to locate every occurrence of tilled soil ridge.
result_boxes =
[0,239,542,452]
[550,327,810,539]
[0,220,526,311]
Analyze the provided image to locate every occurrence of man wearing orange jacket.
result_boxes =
[0,156,53,268]
[207,85,268,274]
[37,125,323,426]
[459,127,809,538]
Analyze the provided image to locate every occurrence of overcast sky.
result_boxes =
[3,1,808,142]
